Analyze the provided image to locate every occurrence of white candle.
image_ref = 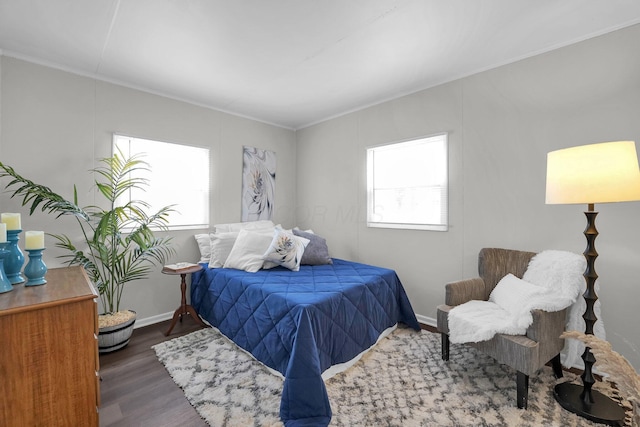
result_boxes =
[1,213,21,230]
[25,231,45,250]
[0,223,6,243]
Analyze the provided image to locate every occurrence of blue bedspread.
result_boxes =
[191,258,419,426]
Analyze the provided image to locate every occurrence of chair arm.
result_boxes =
[445,278,486,306]
[526,308,568,344]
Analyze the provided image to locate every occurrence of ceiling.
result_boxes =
[1,1,640,130]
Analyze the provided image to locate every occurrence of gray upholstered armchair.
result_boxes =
[436,248,566,409]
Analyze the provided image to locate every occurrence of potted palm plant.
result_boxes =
[0,150,174,352]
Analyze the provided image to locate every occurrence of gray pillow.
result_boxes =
[292,229,332,265]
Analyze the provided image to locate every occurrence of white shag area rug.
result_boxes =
[153,327,630,426]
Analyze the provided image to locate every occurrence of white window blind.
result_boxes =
[113,134,210,230]
[367,133,448,231]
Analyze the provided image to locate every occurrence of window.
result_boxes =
[367,133,448,231]
[114,134,210,230]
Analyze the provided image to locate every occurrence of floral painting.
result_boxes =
[241,146,276,221]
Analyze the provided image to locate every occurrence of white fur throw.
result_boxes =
[448,250,586,345]
[523,250,608,370]
[522,250,586,311]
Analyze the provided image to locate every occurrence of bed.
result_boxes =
[190,257,419,426]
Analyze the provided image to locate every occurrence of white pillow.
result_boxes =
[194,233,212,263]
[208,231,240,268]
[262,228,310,272]
[489,274,543,316]
[214,220,275,233]
[223,228,275,272]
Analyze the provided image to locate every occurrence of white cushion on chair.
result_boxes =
[449,273,541,343]
[489,273,543,316]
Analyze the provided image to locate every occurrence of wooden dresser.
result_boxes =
[0,266,99,427]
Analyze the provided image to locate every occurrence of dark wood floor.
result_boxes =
[99,317,208,427]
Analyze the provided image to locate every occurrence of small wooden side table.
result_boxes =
[162,264,209,336]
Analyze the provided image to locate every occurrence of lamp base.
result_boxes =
[554,382,626,426]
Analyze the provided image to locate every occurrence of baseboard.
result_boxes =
[416,314,436,328]
[134,311,173,329]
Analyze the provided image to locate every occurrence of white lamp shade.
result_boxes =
[546,141,640,204]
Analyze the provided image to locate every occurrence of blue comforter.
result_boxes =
[191,258,419,426]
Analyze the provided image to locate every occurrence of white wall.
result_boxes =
[296,24,640,371]
[0,56,296,324]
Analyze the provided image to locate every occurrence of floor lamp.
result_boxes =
[546,140,640,425]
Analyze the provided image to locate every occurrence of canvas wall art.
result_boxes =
[242,146,276,221]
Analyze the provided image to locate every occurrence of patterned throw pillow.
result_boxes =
[262,228,310,271]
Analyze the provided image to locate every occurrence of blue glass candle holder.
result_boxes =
[5,229,25,284]
[24,248,47,286]
[0,243,13,293]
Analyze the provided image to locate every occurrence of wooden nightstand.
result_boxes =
[162,264,208,335]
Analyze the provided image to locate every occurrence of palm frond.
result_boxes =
[0,151,176,314]
[95,148,151,202]
[0,162,91,222]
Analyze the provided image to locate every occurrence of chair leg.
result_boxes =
[516,371,529,409]
[441,333,450,361]
[550,353,563,379]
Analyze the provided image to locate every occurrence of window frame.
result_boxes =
[366,133,449,232]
